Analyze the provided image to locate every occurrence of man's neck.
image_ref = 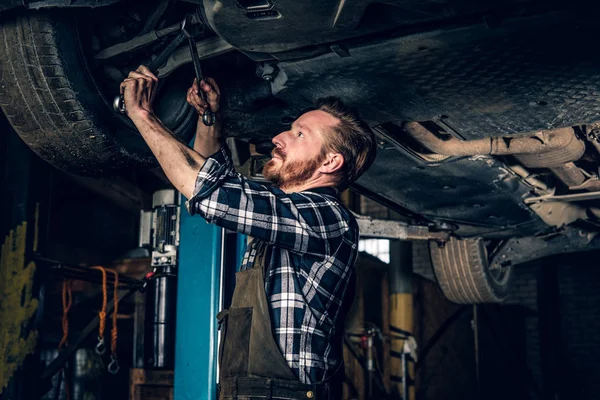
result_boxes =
[279,178,337,194]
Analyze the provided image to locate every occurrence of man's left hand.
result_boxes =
[120,65,158,119]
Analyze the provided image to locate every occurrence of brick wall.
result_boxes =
[412,241,435,281]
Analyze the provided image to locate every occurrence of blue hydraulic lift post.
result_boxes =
[236,234,247,271]
[174,199,224,400]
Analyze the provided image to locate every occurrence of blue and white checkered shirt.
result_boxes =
[186,145,358,384]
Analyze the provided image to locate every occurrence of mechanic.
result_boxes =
[120,65,377,399]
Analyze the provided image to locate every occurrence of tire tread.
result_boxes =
[0,11,134,173]
[430,238,512,304]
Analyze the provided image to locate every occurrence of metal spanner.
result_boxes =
[113,19,188,114]
[113,13,215,126]
[181,18,216,126]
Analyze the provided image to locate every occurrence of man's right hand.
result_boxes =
[187,77,220,116]
[187,77,223,157]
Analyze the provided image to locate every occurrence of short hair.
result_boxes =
[316,97,377,190]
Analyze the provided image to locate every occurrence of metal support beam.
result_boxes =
[354,214,450,241]
[174,198,224,400]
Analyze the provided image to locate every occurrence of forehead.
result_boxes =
[294,110,340,139]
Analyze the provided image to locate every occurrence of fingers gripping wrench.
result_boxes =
[113,14,215,127]
[181,21,216,126]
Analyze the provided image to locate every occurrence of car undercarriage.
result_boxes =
[2,0,600,303]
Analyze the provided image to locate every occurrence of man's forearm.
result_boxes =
[131,111,205,199]
[193,115,223,158]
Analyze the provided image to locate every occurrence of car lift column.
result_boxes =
[174,197,246,400]
[174,198,224,400]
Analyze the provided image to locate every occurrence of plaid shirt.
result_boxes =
[186,145,358,384]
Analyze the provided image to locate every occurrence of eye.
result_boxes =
[297,131,304,138]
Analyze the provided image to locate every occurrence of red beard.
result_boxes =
[263,149,324,189]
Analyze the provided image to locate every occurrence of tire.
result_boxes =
[429,238,513,304]
[0,10,196,175]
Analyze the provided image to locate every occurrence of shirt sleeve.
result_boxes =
[185,145,351,257]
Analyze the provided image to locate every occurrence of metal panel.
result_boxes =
[274,11,600,139]
[174,198,223,400]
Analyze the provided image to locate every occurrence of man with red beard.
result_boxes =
[121,67,376,399]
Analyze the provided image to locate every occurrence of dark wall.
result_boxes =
[2,115,139,266]
[42,171,139,265]
[414,277,477,400]
[557,255,600,399]
[1,118,143,400]
[0,111,7,239]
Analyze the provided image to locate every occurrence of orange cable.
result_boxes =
[58,280,72,349]
[91,266,108,345]
[58,280,73,400]
[105,268,119,356]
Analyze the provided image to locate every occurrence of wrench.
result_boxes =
[182,18,216,126]
[113,15,196,114]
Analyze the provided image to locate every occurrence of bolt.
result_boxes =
[262,74,274,82]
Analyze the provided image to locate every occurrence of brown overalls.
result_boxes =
[217,242,341,400]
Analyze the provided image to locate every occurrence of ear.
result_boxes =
[318,152,345,175]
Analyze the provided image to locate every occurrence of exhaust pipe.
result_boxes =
[402,122,585,168]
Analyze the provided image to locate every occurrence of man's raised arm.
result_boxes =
[121,65,205,199]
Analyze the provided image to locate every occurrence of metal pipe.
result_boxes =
[402,122,585,160]
[95,23,182,61]
[144,265,178,369]
[550,162,586,188]
[506,164,551,194]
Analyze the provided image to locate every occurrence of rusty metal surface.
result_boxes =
[402,122,585,162]
[549,163,586,188]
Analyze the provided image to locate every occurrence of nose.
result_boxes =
[272,131,286,149]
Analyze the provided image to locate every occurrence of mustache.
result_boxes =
[272,148,286,160]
